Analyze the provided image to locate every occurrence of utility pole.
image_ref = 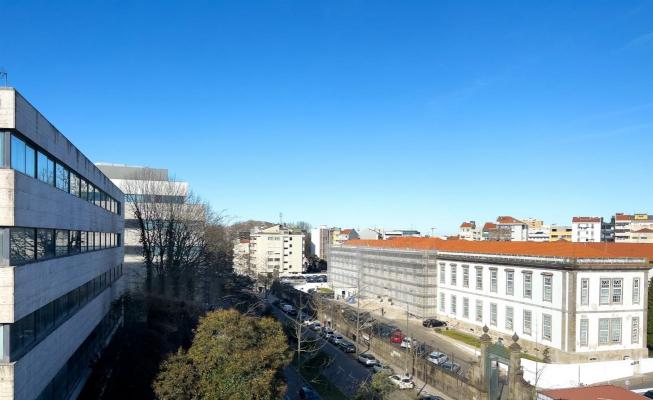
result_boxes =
[405,301,409,375]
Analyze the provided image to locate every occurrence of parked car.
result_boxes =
[310,322,322,331]
[643,390,653,399]
[287,309,298,317]
[338,341,356,353]
[427,351,448,365]
[415,343,433,358]
[298,386,320,400]
[441,361,461,374]
[357,353,378,366]
[372,364,394,374]
[321,328,334,338]
[420,396,445,400]
[390,331,404,344]
[389,374,415,390]
[400,336,413,349]
[302,315,315,325]
[422,318,447,328]
[329,334,344,345]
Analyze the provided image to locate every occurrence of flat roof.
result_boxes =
[343,238,653,263]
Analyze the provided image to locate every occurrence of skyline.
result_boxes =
[3,1,653,235]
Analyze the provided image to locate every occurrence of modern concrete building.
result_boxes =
[550,225,572,241]
[329,237,653,362]
[613,214,653,244]
[528,226,551,242]
[310,225,332,260]
[0,88,124,399]
[250,225,306,276]
[571,217,602,243]
[95,163,188,256]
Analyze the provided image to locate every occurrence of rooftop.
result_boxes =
[497,216,524,225]
[343,237,653,262]
[572,217,602,223]
[539,385,646,400]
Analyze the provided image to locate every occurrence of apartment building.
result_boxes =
[250,225,305,276]
[482,222,497,241]
[522,218,545,231]
[358,228,382,240]
[550,225,572,241]
[459,221,481,241]
[614,214,653,243]
[571,217,602,243]
[95,163,189,256]
[329,237,653,362]
[383,229,421,239]
[495,216,529,241]
[232,239,251,276]
[332,228,359,246]
[528,226,551,242]
[0,88,124,399]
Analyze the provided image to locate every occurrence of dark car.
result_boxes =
[423,319,447,328]
[287,309,298,317]
[299,386,320,400]
[644,390,653,399]
[338,341,356,353]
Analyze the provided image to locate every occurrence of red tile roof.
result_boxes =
[343,237,653,261]
[483,222,497,230]
[341,229,353,234]
[540,385,646,400]
[460,222,474,228]
[572,217,602,223]
[633,228,653,233]
[616,214,633,221]
[497,216,524,224]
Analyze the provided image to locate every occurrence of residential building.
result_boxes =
[310,225,332,260]
[329,237,653,362]
[459,221,481,241]
[482,222,497,241]
[571,217,602,243]
[613,214,653,243]
[0,88,125,399]
[383,229,421,239]
[358,228,383,240]
[522,218,545,231]
[250,225,306,276]
[95,163,189,256]
[495,216,528,241]
[232,239,251,276]
[528,225,550,242]
[332,228,359,245]
[549,225,572,241]
[602,221,615,242]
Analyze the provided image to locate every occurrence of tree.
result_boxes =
[153,309,291,400]
[354,371,396,400]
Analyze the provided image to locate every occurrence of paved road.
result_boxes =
[269,296,372,398]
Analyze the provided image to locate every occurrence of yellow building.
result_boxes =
[549,225,572,241]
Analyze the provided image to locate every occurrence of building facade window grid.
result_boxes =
[523,272,532,299]
[490,268,498,293]
[632,317,640,344]
[463,297,469,319]
[506,270,514,296]
[451,294,457,315]
[475,267,483,290]
[475,300,483,322]
[580,318,589,347]
[523,310,532,335]
[439,263,445,284]
[600,278,623,305]
[450,264,457,286]
[505,306,513,330]
[490,303,497,326]
[462,265,469,288]
[581,278,589,306]
[598,318,622,345]
[542,313,552,341]
[542,274,553,302]
[633,278,640,305]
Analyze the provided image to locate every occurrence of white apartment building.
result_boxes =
[95,164,189,256]
[0,88,125,399]
[496,216,529,241]
[528,225,551,242]
[459,221,481,241]
[250,225,305,276]
[310,225,332,260]
[571,217,602,242]
[329,238,653,362]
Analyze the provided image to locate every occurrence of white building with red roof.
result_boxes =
[459,221,481,241]
[572,217,603,243]
[496,216,529,241]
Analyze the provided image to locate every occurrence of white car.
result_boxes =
[389,374,415,389]
[427,351,448,365]
[400,337,412,349]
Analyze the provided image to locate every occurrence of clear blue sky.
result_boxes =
[3,1,653,235]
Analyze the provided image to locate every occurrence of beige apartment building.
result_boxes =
[250,225,306,276]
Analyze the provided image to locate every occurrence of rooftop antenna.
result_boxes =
[0,69,7,87]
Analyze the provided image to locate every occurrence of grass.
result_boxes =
[295,352,349,400]
[438,329,545,363]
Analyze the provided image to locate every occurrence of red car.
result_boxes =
[390,330,404,343]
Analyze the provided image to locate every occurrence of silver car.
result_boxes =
[357,353,378,366]
[427,351,448,365]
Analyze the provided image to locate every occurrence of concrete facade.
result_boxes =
[0,88,124,400]
[250,225,306,276]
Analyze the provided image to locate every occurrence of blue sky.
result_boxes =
[2,1,653,235]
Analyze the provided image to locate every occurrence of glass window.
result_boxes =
[81,231,88,252]
[543,274,553,302]
[580,319,589,347]
[69,231,81,254]
[523,310,532,335]
[80,179,89,201]
[439,293,445,312]
[37,151,54,185]
[25,144,36,178]
[55,163,69,192]
[523,272,532,299]
[462,265,469,288]
[542,314,552,341]
[10,228,35,265]
[463,297,469,318]
[506,270,514,295]
[450,295,457,315]
[610,318,622,344]
[490,269,497,293]
[475,300,483,322]
[475,267,483,290]
[581,278,589,305]
[612,279,623,304]
[70,173,81,197]
[632,317,640,344]
[600,278,610,304]
[10,135,26,173]
[490,303,497,326]
[439,263,445,284]
[36,229,55,260]
[94,187,101,207]
[633,279,640,305]
[55,230,69,257]
[505,306,513,330]
[450,264,457,286]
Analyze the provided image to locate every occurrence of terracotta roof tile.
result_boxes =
[483,222,497,230]
[343,237,653,261]
[497,216,524,224]
[460,222,474,228]
[540,385,646,400]
[572,217,602,223]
